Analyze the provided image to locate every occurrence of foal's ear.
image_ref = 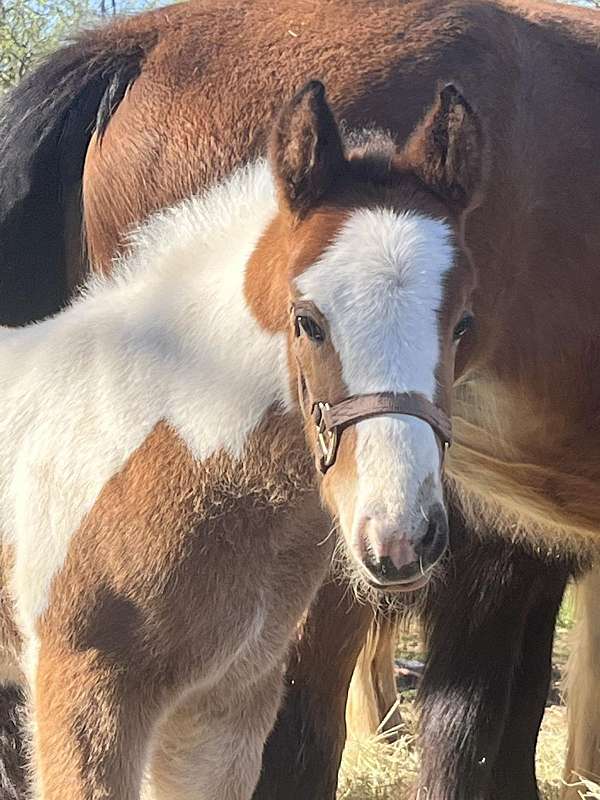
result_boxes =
[403,84,484,210]
[270,80,346,218]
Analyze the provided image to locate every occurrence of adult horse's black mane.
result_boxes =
[0,27,152,325]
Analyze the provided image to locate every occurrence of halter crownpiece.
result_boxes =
[311,392,452,474]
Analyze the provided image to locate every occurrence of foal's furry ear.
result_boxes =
[270,80,346,218]
[403,84,485,210]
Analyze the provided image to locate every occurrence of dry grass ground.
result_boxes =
[338,589,600,800]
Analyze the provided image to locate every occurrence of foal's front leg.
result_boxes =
[31,638,152,800]
[148,668,283,800]
[252,578,375,800]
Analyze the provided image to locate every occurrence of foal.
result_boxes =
[0,80,481,799]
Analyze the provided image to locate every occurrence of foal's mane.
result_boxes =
[82,159,277,298]
[342,126,397,173]
[342,127,398,180]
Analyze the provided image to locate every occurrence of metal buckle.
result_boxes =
[315,402,338,472]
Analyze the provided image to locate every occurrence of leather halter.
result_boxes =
[292,305,452,474]
[310,392,452,474]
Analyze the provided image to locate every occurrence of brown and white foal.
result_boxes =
[0,80,481,799]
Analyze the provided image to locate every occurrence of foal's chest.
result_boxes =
[18,421,329,694]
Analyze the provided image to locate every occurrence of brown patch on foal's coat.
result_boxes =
[33,417,331,797]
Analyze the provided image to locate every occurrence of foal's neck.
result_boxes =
[9,161,294,466]
[111,160,294,461]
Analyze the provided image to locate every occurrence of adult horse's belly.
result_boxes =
[448,376,600,557]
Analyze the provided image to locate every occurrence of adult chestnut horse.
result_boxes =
[0,0,594,798]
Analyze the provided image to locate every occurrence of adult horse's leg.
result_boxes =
[563,566,600,800]
[490,557,570,800]
[417,506,571,800]
[252,577,374,800]
[346,616,402,740]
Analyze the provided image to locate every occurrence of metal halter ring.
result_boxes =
[314,402,339,471]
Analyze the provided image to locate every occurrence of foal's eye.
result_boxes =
[453,314,474,342]
[297,315,325,343]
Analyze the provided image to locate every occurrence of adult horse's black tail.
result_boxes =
[0,21,157,325]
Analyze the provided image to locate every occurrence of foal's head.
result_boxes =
[250,81,483,591]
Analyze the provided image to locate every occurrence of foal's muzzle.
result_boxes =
[359,503,449,591]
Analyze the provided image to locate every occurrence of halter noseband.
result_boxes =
[310,392,452,474]
[291,303,452,473]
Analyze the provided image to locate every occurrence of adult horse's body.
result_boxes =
[0,0,596,798]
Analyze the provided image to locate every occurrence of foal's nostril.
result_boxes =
[377,556,397,580]
[418,504,449,567]
[363,552,427,586]
[421,515,438,551]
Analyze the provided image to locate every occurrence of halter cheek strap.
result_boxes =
[310,392,452,474]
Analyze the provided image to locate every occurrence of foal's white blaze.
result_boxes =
[295,209,455,568]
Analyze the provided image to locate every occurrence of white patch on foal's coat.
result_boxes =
[0,161,290,655]
[295,209,455,539]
